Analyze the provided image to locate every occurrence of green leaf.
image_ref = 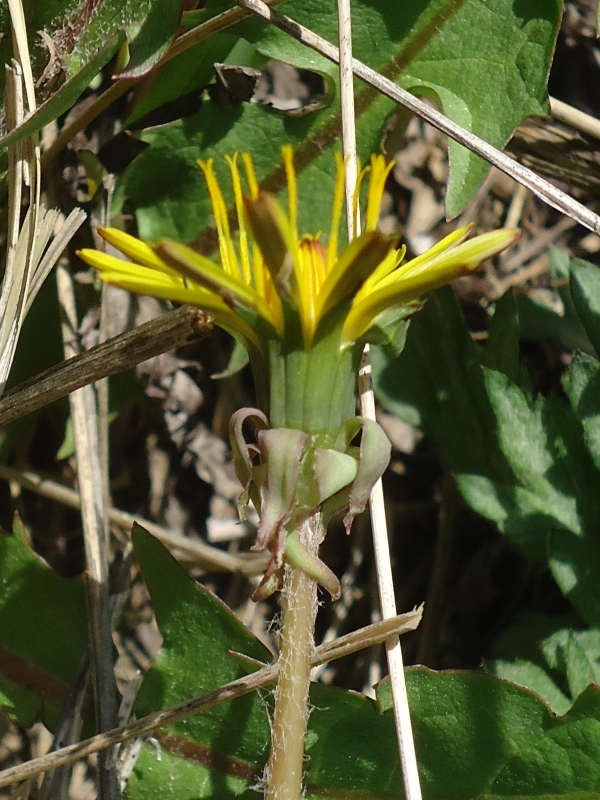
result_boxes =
[0,517,88,729]
[125,523,271,798]
[308,669,600,798]
[0,36,124,153]
[482,369,600,627]
[484,290,521,384]
[127,526,600,799]
[570,257,600,358]
[124,32,238,125]
[487,659,571,716]
[543,629,600,704]
[229,0,559,214]
[62,0,185,79]
[117,0,187,78]
[517,248,594,355]
[233,0,559,216]
[485,611,600,716]
[563,352,600,472]
[392,670,600,799]
[373,286,600,626]
[0,0,188,150]
[372,287,508,479]
[117,0,560,237]
[486,610,600,717]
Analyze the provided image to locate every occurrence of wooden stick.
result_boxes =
[0,305,211,427]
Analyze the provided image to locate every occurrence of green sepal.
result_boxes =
[333,416,365,457]
[254,427,309,551]
[211,339,249,379]
[284,531,341,600]
[313,448,358,504]
[228,407,268,519]
[361,303,419,357]
[343,418,391,533]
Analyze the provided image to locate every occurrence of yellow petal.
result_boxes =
[315,231,397,332]
[344,228,519,342]
[197,158,240,278]
[156,239,280,332]
[77,248,180,280]
[364,155,394,232]
[96,227,174,274]
[391,228,520,287]
[282,144,298,237]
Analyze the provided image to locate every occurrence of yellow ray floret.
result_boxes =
[77,148,519,357]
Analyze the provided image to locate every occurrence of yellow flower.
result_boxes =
[78,147,517,435]
[78,146,517,353]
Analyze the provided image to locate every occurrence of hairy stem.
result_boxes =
[265,512,323,800]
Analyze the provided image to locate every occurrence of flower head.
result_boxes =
[78,147,517,432]
[78,149,519,597]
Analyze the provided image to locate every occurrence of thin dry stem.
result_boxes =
[336,0,423,795]
[337,0,358,237]
[359,349,423,800]
[56,264,119,799]
[0,305,211,428]
[550,96,600,140]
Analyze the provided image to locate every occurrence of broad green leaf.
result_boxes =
[0,36,124,153]
[127,526,600,799]
[487,659,571,716]
[490,626,600,719]
[490,610,580,668]
[563,352,600,472]
[486,611,582,715]
[372,287,509,479]
[231,0,560,216]
[480,369,600,627]
[0,517,88,729]
[517,248,594,355]
[125,523,271,798]
[61,0,186,79]
[116,0,560,239]
[319,672,600,797]
[542,629,600,703]
[124,32,238,125]
[570,258,600,358]
[373,284,600,624]
[405,672,600,798]
[0,0,186,149]
[483,290,522,385]
[116,0,187,78]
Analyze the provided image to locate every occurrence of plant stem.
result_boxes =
[265,512,323,800]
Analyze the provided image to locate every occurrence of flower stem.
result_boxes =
[265,512,323,800]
